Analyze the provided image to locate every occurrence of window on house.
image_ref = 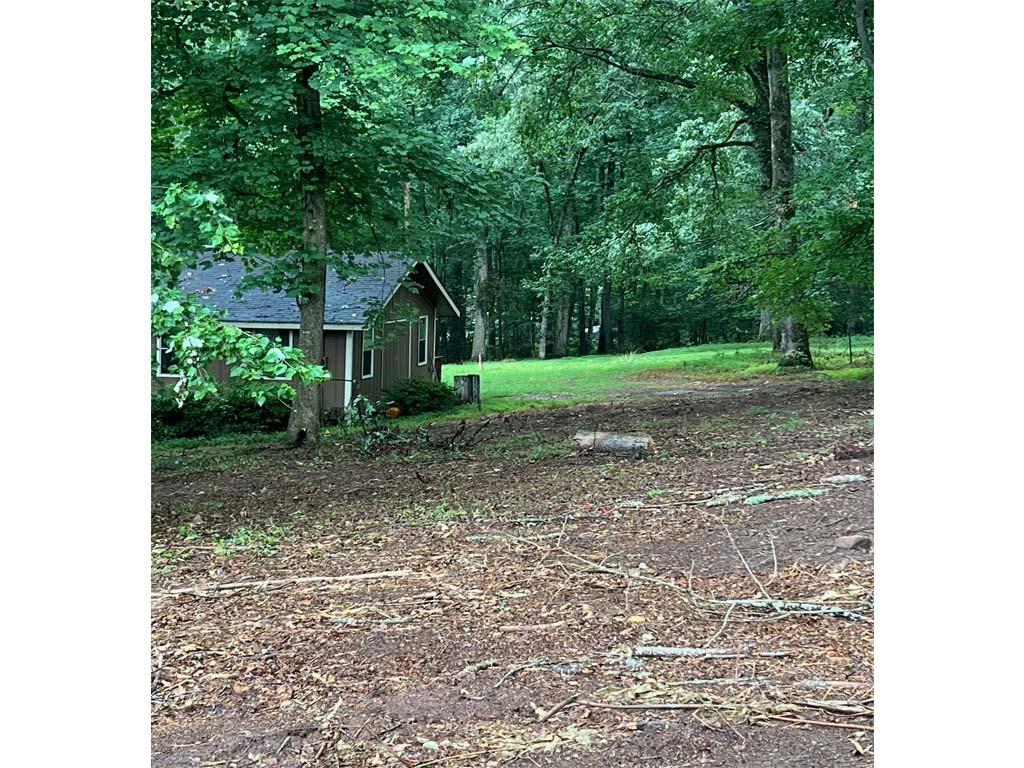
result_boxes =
[246,328,295,347]
[361,330,375,378]
[156,336,178,376]
[417,316,429,366]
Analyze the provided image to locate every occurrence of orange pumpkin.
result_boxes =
[385,407,402,419]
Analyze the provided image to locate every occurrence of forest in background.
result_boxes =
[152,0,873,438]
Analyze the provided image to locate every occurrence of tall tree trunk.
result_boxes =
[746,53,777,340]
[854,0,874,72]
[598,278,612,353]
[757,309,773,341]
[287,65,328,445]
[617,288,625,353]
[403,181,412,228]
[576,278,588,355]
[745,53,774,193]
[470,230,489,361]
[538,281,550,359]
[587,284,597,352]
[553,295,569,357]
[767,45,813,367]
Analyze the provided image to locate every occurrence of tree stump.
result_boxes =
[572,431,654,458]
[454,374,481,408]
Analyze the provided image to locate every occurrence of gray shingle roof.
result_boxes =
[179,252,415,326]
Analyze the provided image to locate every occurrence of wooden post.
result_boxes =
[454,374,481,408]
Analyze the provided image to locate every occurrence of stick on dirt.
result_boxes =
[633,646,791,660]
[537,692,580,723]
[158,569,415,596]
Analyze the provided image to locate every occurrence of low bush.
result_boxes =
[382,378,458,416]
[152,386,291,440]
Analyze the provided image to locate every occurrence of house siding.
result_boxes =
[321,330,348,410]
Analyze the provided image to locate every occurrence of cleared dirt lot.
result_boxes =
[152,376,874,767]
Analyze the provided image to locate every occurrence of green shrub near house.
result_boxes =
[382,379,458,416]
[152,386,291,440]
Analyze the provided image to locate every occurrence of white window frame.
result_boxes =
[155,336,179,378]
[417,315,429,366]
[361,329,375,379]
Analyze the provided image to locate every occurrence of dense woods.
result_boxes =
[152,0,873,428]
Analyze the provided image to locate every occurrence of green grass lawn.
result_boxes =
[152,337,873,453]
[405,335,873,426]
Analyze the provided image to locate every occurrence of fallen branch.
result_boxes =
[555,547,695,599]
[493,657,588,689]
[574,700,724,712]
[157,569,415,597]
[793,698,874,716]
[570,701,874,731]
[764,715,874,731]
[720,515,772,600]
[744,489,825,505]
[537,692,580,723]
[500,620,566,632]
[634,646,791,660]
[705,598,869,622]
[455,658,498,680]
[495,659,550,688]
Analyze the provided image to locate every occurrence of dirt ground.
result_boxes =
[152,376,874,767]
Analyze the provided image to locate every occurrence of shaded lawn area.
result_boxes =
[151,337,873,453]
[422,336,873,426]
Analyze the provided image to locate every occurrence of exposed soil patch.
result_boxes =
[152,377,874,767]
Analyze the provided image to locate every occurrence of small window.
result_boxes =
[417,316,429,366]
[156,336,178,376]
[361,330,375,379]
[246,328,294,347]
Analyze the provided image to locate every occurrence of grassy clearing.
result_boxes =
[425,336,872,425]
[151,337,872,452]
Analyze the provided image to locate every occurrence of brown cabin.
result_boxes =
[153,254,460,411]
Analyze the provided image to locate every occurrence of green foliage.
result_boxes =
[212,523,289,558]
[152,385,292,440]
[382,379,458,415]
[151,184,330,405]
[343,395,424,454]
[398,501,487,525]
[152,0,872,374]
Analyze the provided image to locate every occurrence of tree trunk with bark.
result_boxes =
[576,278,588,355]
[553,295,570,358]
[854,0,874,72]
[470,231,489,361]
[598,280,612,354]
[767,45,813,367]
[744,53,774,193]
[757,309,773,341]
[617,289,626,353]
[287,65,328,445]
[572,431,655,457]
[538,287,550,358]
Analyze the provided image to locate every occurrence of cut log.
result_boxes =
[572,431,654,457]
